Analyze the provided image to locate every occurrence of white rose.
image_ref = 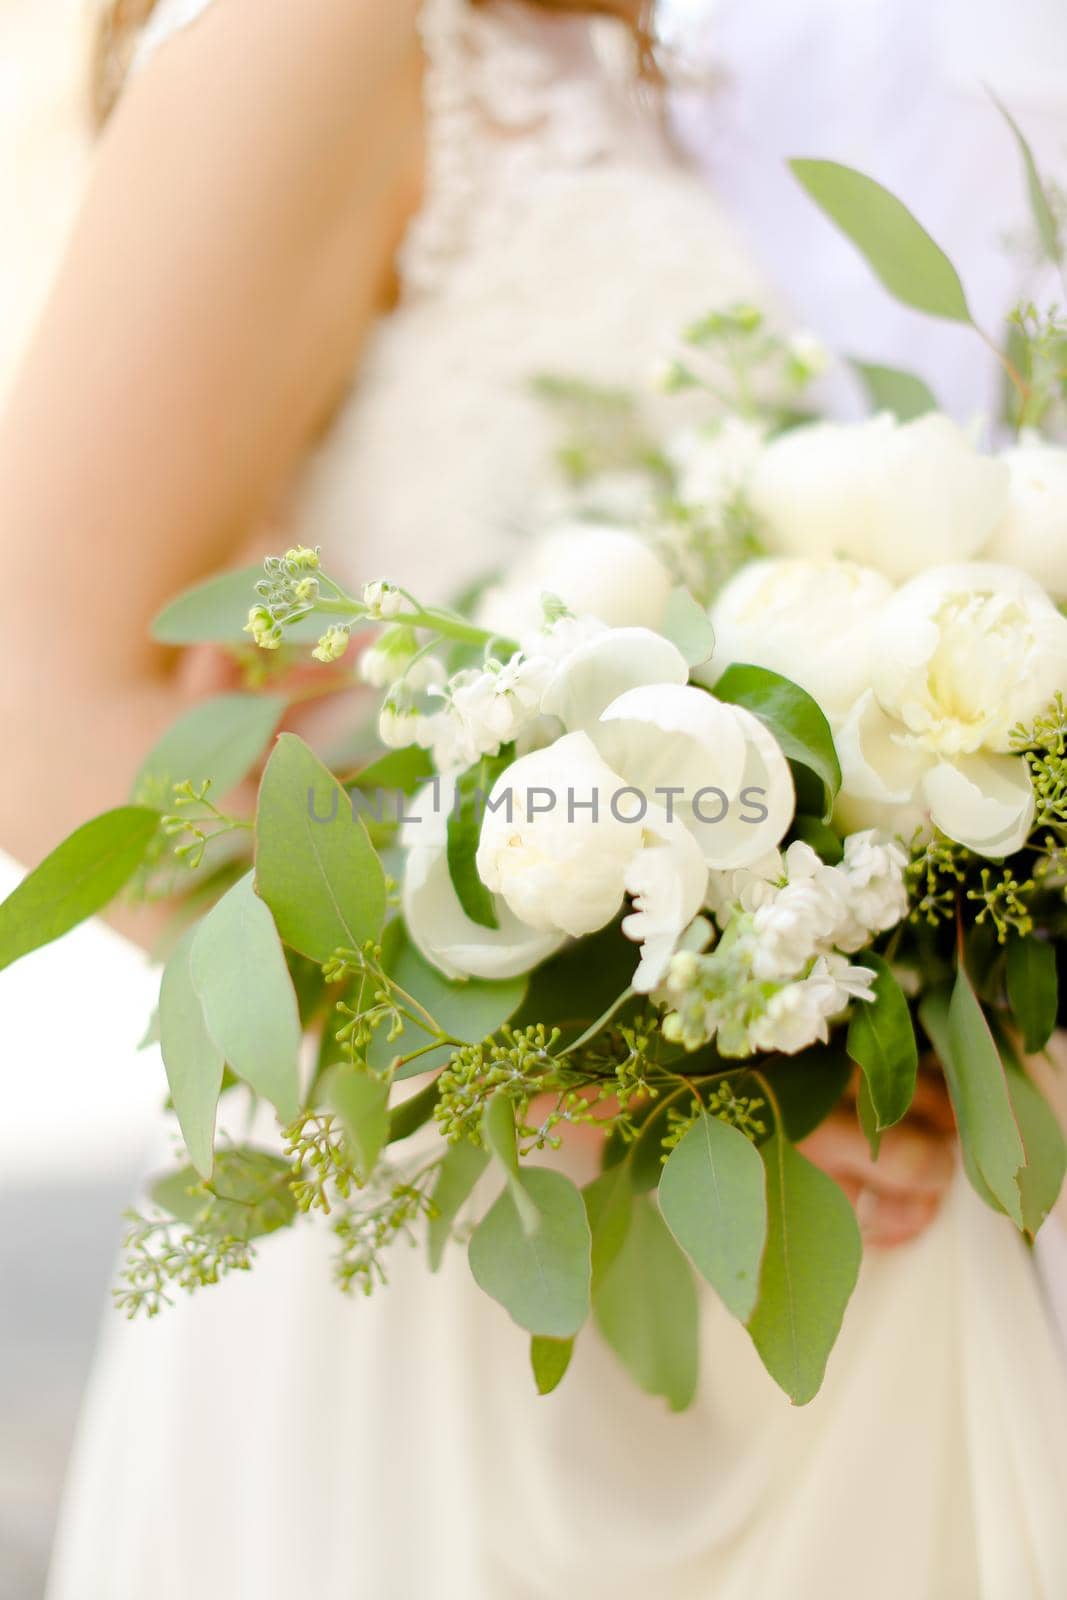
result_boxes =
[705,556,892,719]
[984,439,1067,601]
[475,521,674,640]
[838,562,1067,855]
[750,413,1009,582]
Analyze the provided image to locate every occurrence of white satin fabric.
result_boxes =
[48,2,1067,1595]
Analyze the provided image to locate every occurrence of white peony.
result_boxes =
[838,562,1067,855]
[475,520,674,641]
[705,556,893,719]
[984,439,1067,601]
[750,413,1009,583]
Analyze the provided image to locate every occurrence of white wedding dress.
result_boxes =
[47,3,1067,1596]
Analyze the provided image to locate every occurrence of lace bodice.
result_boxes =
[134,0,770,599]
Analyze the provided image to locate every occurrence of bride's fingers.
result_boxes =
[831,1171,945,1249]
[800,1111,955,1197]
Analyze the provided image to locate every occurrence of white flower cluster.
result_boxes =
[661,833,907,1057]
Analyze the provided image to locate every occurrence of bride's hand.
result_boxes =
[800,1075,957,1249]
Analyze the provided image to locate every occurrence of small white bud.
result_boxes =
[312,626,350,664]
[362,580,403,620]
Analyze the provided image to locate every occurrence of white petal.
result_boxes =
[623,815,708,993]
[540,627,689,733]
[401,780,565,979]
[922,754,1036,858]
[594,684,794,869]
[837,690,929,803]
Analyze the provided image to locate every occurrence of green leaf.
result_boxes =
[582,1163,633,1292]
[747,1133,862,1405]
[790,159,972,323]
[661,586,715,667]
[151,1147,296,1240]
[348,746,434,798]
[1006,936,1058,1055]
[256,733,386,963]
[446,750,512,930]
[151,566,323,646]
[158,927,225,1179]
[134,693,284,804]
[851,359,938,420]
[922,971,1027,1226]
[659,1110,768,1322]
[746,1046,852,1144]
[468,1168,592,1337]
[846,954,918,1130]
[0,806,159,973]
[714,662,841,817]
[530,1335,574,1396]
[1002,1049,1067,1237]
[593,1195,699,1412]
[991,91,1062,265]
[387,1078,440,1145]
[370,922,526,1078]
[856,1073,882,1161]
[427,1140,490,1271]
[919,991,1003,1214]
[189,874,302,1123]
[326,1066,390,1183]
[481,1094,539,1234]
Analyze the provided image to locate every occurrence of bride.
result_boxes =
[0,0,1063,1594]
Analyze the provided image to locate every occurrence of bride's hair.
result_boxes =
[92,0,658,124]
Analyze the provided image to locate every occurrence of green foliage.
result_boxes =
[1006,936,1059,1055]
[256,734,386,964]
[152,566,322,647]
[158,927,225,1179]
[446,749,513,929]
[582,1164,633,1292]
[738,1046,852,1144]
[1002,1046,1067,1237]
[714,662,841,817]
[850,359,938,420]
[660,586,715,667]
[593,1195,699,1412]
[427,1140,490,1270]
[530,1336,574,1396]
[468,1167,591,1338]
[790,159,972,323]
[992,92,1062,266]
[659,1108,767,1322]
[747,1132,862,1405]
[846,954,918,1130]
[189,874,302,1123]
[134,693,284,806]
[921,974,1027,1226]
[0,806,159,972]
[326,1065,390,1185]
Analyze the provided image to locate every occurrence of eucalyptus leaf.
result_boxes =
[427,1141,490,1271]
[530,1335,574,1396]
[134,693,284,807]
[846,954,918,1130]
[856,1073,882,1162]
[481,1094,539,1234]
[714,663,840,817]
[256,733,386,963]
[388,1079,441,1146]
[747,1133,861,1405]
[1006,936,1058,1055]
[190,874,302,1123]
[158,926,225,1179]
[152,566,323,646]
[851,360,938,420]
[151,1148,296,1240]
[661,586,715,667]
[922,970,1026,1226]
[919,990,1004,1215]
[593,1195,699,1412]
[468,1168,591,1338]
[1002,1048,1067,1237]
[348,746,434,799]
[0,806,159,973]
[326,1065,390,1184]
[659,1110,767,1322]
[582,1163,633,1292]
[991,91,1062,265]
[743,1046,852,1145]
[790,159,972,323]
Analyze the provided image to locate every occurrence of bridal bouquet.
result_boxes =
[3,113,1066,1409]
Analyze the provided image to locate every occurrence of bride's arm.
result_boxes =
[0,0,422,870]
